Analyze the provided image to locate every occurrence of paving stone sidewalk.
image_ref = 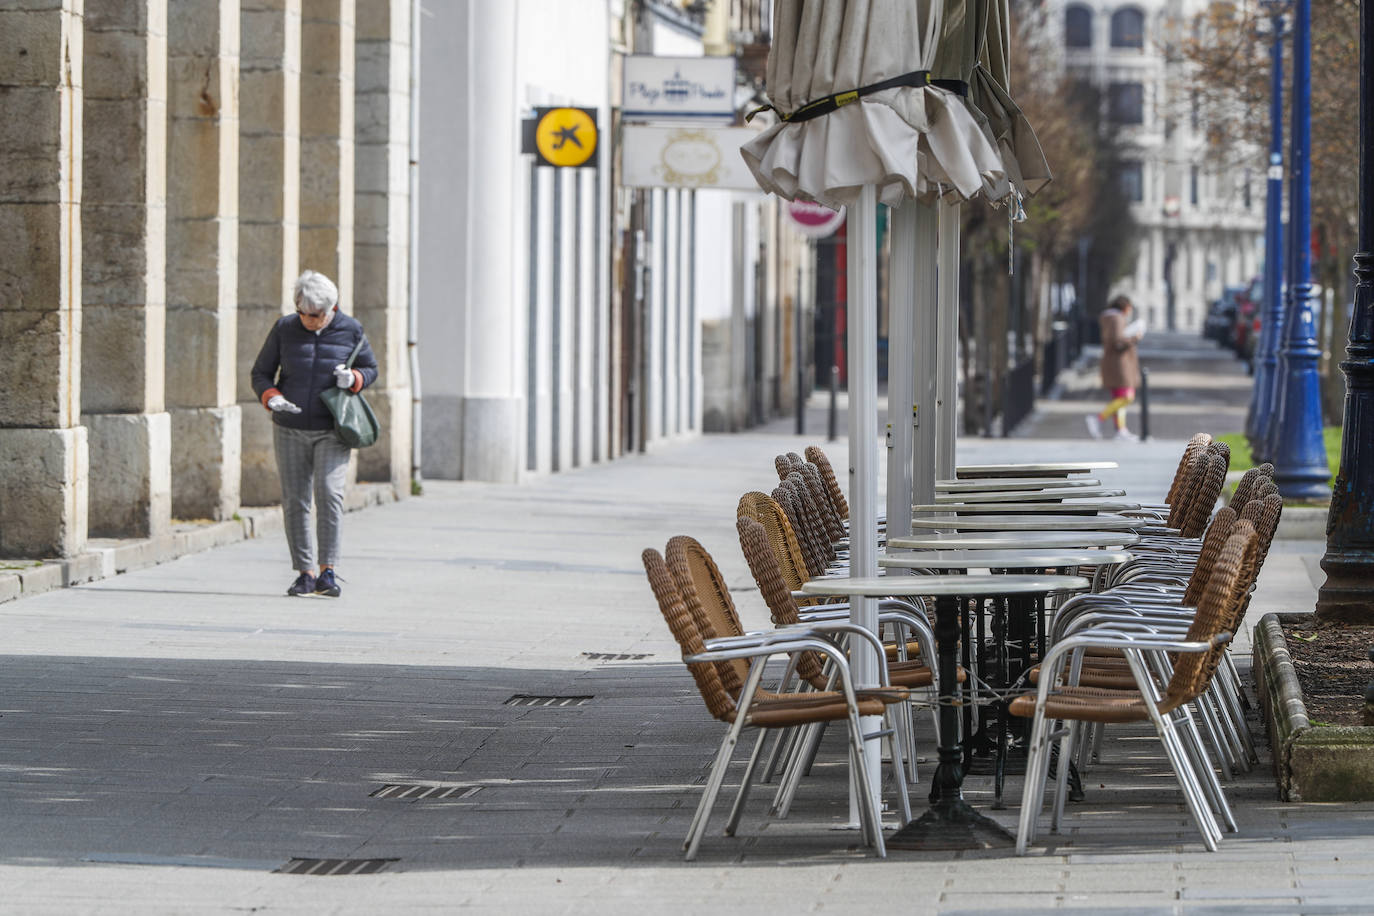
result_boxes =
[1,424,1368,914]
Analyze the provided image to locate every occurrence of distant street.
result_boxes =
[1019,330,1252,441]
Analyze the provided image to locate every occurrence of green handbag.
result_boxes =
[319,335,380,448]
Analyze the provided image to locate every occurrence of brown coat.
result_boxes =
[1099,308,1141,390]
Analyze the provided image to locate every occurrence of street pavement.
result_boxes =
[2,334,1370,914]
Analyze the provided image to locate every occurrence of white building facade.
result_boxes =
[1054,0,1265,331]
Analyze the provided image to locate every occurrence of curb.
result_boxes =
[0,483,400,607]
[1253,612,1374,801]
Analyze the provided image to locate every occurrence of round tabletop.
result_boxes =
[956,462,1118,479]
[914,500,1141,514]
[880,549,1133,569]
[801,573,1093,598]
[887,531,1140,550]
[908,514,1141,531]
[934,487,1125,503]
[936,477,1103,493]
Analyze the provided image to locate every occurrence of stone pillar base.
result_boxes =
[170,406,242,521]
[240,401,282,507]
[461,395,524,483]
[83,412,172,539]
[421,393,461,480]
[0,426,88,557]
[357,384,411,490]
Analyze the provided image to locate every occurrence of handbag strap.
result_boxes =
[344,334,367,369]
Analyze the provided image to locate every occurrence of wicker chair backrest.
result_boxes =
[1168,449,1210,528]
[798,462,846,541]
[1166,433,1212,506]
[1181,506,1237,607]
[1229,467,1269,513]
[1182,452,1231,538]
[1233,493,1283,619]
[736,517,827,688]
[666,535,749,696]
[737,491,812,590]
[1163,522,1254,713]
[642,547,735,721]
[805,445,849,520]
[774,454,792,481]
[772,483,824,579]
[786,471,835,565]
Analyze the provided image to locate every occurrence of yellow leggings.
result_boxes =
[1099,387,1136,430]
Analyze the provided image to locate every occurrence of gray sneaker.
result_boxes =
[1084,414,1102,439]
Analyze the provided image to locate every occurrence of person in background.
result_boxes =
[1086,295,1144,441]
[251,270,378,597]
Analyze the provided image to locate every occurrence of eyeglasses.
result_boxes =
[297,309,327,319]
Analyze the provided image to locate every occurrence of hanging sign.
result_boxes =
[523,107,599,168]
[623,56,736,122]
[786,200,846,239]
[621,125,762,190]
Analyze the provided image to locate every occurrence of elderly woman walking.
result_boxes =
[252,270,378,597]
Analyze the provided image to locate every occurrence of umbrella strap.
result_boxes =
[746,71,969,124]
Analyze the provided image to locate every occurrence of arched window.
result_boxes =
[1065,5,1093,48]
[1111,7,1145,48]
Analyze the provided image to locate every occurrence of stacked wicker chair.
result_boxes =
[1012,522,1259,854]
[642,536,913,859]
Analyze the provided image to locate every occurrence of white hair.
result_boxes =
[294,270,339,314]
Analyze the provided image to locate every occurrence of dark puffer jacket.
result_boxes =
[251,310,379,432]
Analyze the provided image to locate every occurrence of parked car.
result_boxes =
[1233,279,1261,364]
[1203,296,1236,344]
[1205,285,1246,347]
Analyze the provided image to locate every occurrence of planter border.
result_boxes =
[1253,612,1374,801]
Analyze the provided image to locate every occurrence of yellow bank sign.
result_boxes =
[524,107,599,168]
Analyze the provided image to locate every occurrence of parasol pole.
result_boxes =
[913,203,939,509]
[847,183,882,816]
[937,198,961,480]
[886,205,917,549]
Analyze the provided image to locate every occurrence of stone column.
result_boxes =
[81,0,171,539]
[353,0,410,488]
[238,0,301,506]
[300,0,353,307]
[0,2,88,558]
[166,0,241,521]
[457,0,522,481]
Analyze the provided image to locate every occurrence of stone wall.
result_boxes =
[0,0,411,559]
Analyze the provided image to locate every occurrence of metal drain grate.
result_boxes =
[504,694,593,707]
[370,784,481,800]
[581,652,652,661]
[276,857,397,876]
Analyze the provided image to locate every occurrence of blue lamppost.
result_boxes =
[1247,5,1286,456]
[1269,0,1331,501]
[1316,0,1374,622]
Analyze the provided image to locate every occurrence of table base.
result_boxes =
[886,798,1015,850]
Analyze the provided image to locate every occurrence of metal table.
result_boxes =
[937,477,1103,493]
[934,487,1125,503]
[801,573,1091,850]
[956,461,1118,479]
[888,531,1140,550]
[914,500,1142,515]
[879,549,1133,570]
[909,514,1142,532]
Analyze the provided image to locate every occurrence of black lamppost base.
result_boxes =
[886,798,1016,850]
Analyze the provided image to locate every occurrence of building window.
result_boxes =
[1244,169,1252,209]
[1111,7,1145,48]
[1108,82,1144,124]
[1190,166,1199,206]
[1065,5,1093,47]
[1119,161,1144,202]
